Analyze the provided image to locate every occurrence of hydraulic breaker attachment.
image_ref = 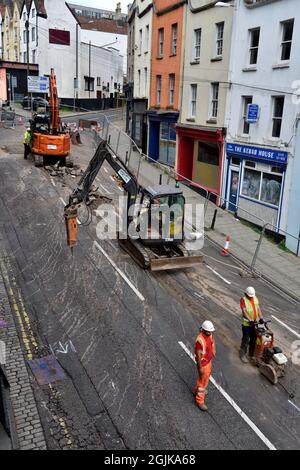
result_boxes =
[64,207,78,248]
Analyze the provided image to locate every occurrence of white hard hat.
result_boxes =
[246,286,256,298]
[201,320,215,332]
[27,127,31,131]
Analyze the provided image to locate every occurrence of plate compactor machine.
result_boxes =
[254,319,288,385]
[64,138,203,271]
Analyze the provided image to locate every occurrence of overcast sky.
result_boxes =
[69,0,130,13]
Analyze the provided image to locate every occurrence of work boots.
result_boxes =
[239,350,249,364]
[197,403,208,412]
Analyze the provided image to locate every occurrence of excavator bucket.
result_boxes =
[149,255,203,271]
[65,211,78,247]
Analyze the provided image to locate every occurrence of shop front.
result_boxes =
[176,124,225,196]
[225,143,288,228]
[148,111,178,166]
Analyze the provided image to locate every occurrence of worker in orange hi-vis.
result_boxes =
[194,320,216,412]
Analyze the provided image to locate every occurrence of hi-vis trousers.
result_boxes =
[195,362,212,405]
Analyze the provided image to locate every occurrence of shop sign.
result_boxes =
[226,143,288,164]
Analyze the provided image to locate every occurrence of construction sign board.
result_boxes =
[28,76,49,93]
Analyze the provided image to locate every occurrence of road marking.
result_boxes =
[104,168,108,174]
[50,177,56,187]
[205,264,231,285]
[193,292,205,300]
[93,241,145,302]
[99,183,112,195]
[178,341,276,451]
[288,400,300,413]
[271,315,300,339]
[60,197,82,225]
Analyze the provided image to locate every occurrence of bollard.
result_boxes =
[211,209,218,231]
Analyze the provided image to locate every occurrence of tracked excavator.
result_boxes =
[30,68,71,167]
[64,138,203,271]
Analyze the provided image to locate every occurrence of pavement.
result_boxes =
[0,115,299,450]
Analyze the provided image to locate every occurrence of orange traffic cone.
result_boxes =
[221,235,231,257]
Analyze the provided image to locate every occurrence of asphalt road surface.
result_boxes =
[0,123,299,450]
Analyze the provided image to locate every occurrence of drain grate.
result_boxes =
[27,355,66,385]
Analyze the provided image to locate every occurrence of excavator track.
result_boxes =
[118,236,203,271]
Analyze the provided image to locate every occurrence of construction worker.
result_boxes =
[23,127,32,160]
[194,320,216,412]
[239,286,262,363]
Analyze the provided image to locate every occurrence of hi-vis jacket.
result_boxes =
[240,296,261,327]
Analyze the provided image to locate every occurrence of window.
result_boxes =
[145,25,149,51]
[23,12,26,21]
[32,8,35,18]
[84,77,94,92]
[280,19,294,61]
[171,23,178,55]
[23,51,27,63]
[138,70,141,95]
[249,28,260,65]
[49,29,70,46]
[23,30,27,43]
[158,28,164,57]
[14,27,18,42]
[32,27,36,42]
[194,28,201,60]
[156,76,162,106]
[211,83,219,118]
[139,29,142,54]
[144,67,148,95]
[242,163,282,207]
[14,47,18,61]
[197,142,219,166]
[242,96,253,135]
[32,49,36,63]
[272,96,284,138]
[169,74,175,105]
[216,22,224,56]
[97,77,101,86]
[190,84,197,118]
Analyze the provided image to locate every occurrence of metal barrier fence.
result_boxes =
[91,112,300,300]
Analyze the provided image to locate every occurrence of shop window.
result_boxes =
[160,122,176,166]
[261,173,282,206]
[242,168,260,200]
[198,142,219,166]
[242,165,282,207]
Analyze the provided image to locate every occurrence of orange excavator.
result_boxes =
[30,68,71,167]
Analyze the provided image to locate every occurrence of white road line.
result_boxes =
[60,197,82,225]
[104,168,108,174]
[178,341,276,451]
[271,315,300,339]
[93,240,145,302]
[50,177,56,187]
[288,400,300,413]
[205,264,231,285]
[194,292,205,300]
[99,183,112,195]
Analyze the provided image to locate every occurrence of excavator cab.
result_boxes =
[140,185,185,245]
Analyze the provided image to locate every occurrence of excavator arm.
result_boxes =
[64,138,138,247]
[49,68,60,134]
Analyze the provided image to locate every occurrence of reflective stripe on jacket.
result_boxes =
[23,131,31,145]
[241,295,260,327]
[195,332,214,367]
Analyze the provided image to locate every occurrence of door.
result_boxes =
[229,170,239,212]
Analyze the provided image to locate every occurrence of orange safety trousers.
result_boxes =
[194,361,212,405]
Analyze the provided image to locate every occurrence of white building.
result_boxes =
[223,0,300,246]
[19,0,124,101]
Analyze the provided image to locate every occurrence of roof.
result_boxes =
[75,15,128,35]
[19,0,47,17]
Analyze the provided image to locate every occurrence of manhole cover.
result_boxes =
[27,355,66,385]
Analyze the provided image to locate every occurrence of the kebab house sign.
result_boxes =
[226,143,288,164]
